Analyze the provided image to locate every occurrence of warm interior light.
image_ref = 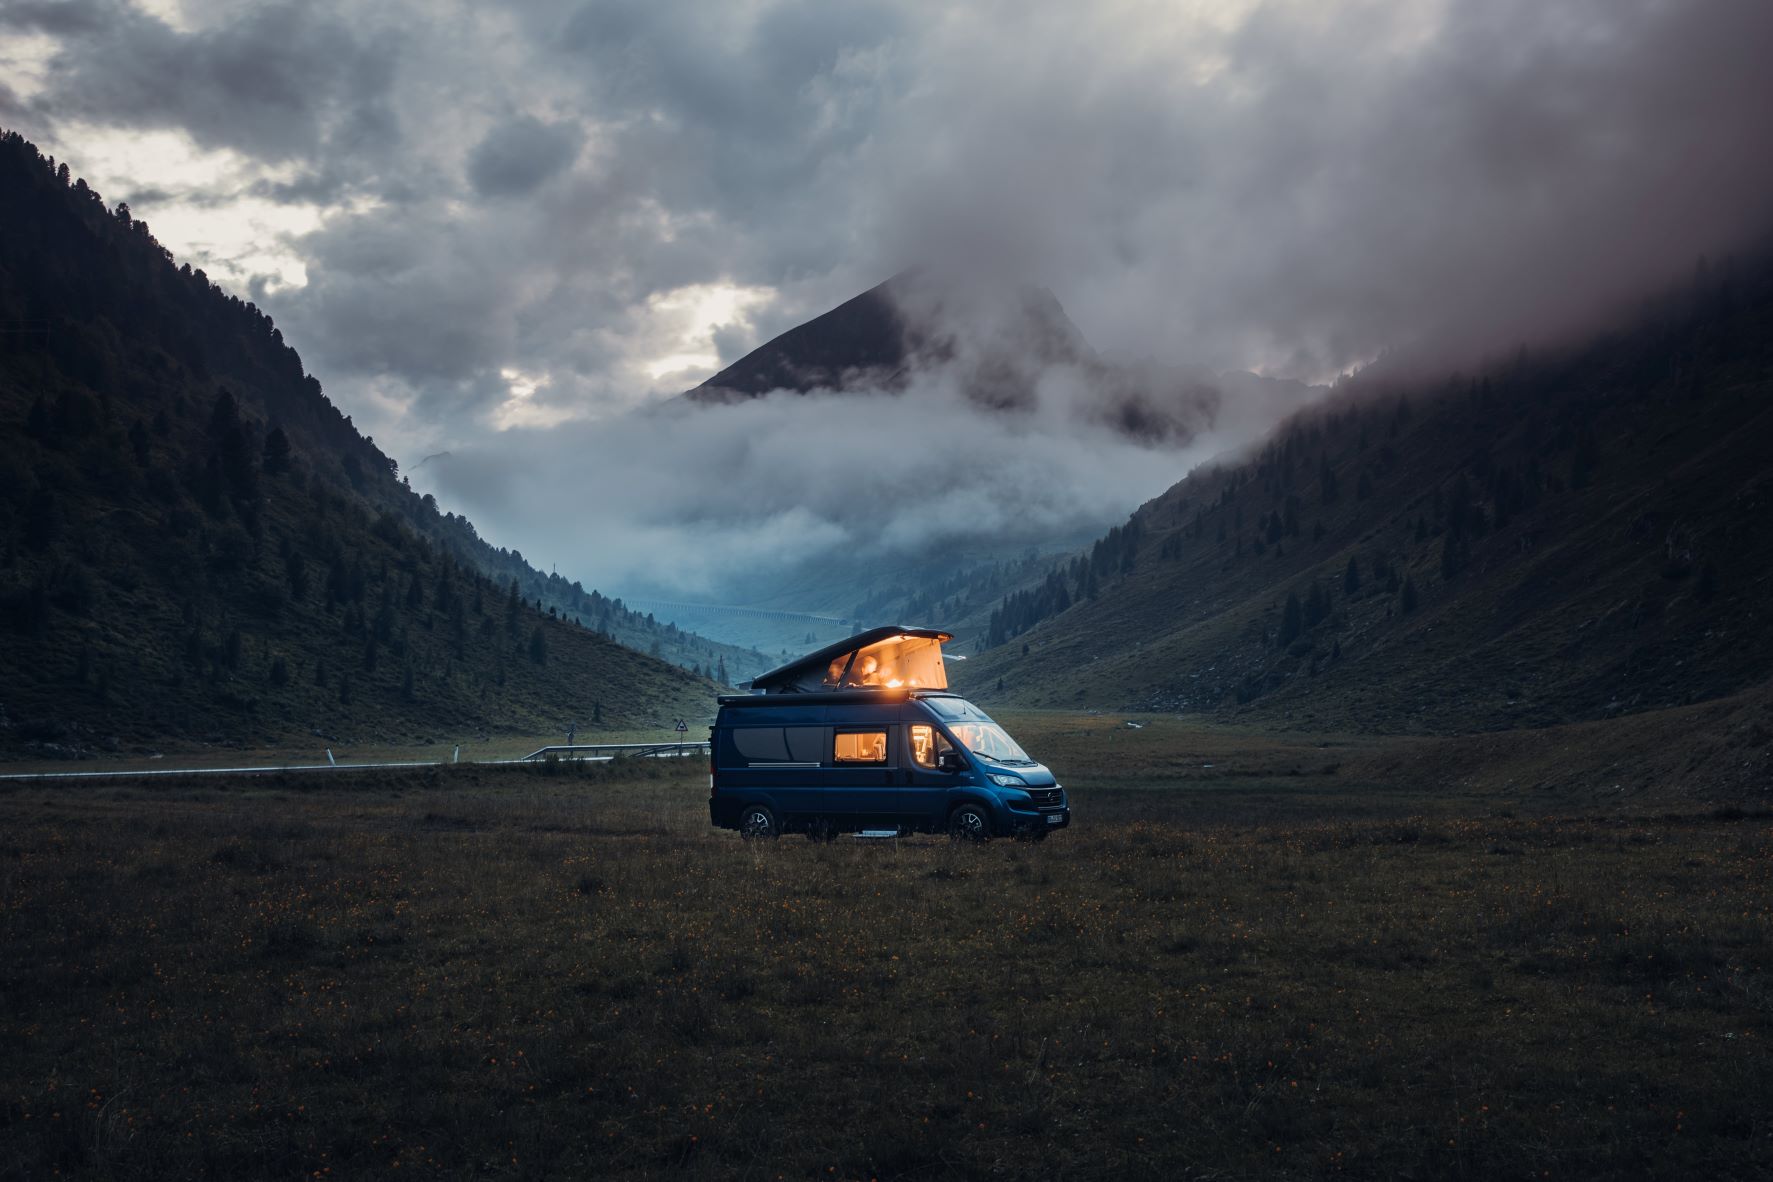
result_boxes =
[910,724,935,768]
[834,731,887,763]
[816,635,949,692]
[804,634,950,687]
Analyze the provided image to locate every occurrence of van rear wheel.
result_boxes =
[739,806,778,840]
[949,804,990,843]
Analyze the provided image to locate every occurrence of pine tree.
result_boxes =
[1343,555,1361,594]
[1400,576,1419,614]
[25,395,52,439]
[1440,534,1464,579]
[286,551,308,601]
[1696,561,1719,602]
[529,625,547,665]
[1305,582,1328,628]
[1279,591,1303,646]
[208,389,257,500]
[262,425,291,475]
[129,419,151,466]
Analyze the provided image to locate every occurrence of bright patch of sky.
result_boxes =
[641,283,774,381]
[28,123,320,290]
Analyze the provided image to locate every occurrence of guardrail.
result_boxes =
[521,741,710,762]
[0,741,714,782]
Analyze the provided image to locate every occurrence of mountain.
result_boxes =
[0,129,730,756]
[688,268,1089,401]
[954,255,1773,733]
[659,270,1316,656]
[685,267,1250,442]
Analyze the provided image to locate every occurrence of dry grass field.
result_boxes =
[2,717,1769,1180]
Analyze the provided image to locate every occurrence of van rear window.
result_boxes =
[833,731,887,764]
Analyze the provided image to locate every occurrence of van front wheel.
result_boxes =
[739,806,778,840]
[949,804,990,843]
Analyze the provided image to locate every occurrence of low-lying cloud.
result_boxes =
[417,353,1246,598]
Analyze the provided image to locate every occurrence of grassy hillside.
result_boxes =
[0,129,720,756]
[956,255,1773,732]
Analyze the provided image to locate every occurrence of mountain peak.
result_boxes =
[687,268,1091,404]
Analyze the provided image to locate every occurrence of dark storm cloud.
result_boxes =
[11,0,1773,596]
[860,0,1773,380]
[466,115,581,198]
[3,0,399,163]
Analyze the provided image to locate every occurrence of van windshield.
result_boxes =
[947,722,1033,765]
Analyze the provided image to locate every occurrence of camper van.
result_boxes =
[708,627,1069,841]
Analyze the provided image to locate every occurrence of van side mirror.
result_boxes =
[937,749,967,774]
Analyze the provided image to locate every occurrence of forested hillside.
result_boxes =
[0,129,725,756]
[957,255,1773,733]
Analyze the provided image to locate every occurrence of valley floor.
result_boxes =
[1,728,1769,1179]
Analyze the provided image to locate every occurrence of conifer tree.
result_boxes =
[1279,591,1303,646]
[262,425,291,475]
[129,419,151,466]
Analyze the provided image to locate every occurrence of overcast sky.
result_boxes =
[6,0,1773,595]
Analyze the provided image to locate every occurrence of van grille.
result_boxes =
[1025,788,1064,808]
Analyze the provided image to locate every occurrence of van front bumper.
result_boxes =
[1005,806,1070,836]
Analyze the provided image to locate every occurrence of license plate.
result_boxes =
[1046,813,1063,824]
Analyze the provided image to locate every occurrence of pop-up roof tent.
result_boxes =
[750,626,953,694]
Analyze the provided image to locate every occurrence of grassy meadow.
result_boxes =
[2,716,1769,1179]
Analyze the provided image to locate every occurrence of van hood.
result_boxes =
[982,761,1057,788]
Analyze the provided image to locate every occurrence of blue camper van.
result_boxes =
[708,627,1069,841]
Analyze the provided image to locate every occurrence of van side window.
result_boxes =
[783,727,825,763]
[910,724,936,769]
[731,726,826,765]
[834,731,887,764]
[733,728,790,763]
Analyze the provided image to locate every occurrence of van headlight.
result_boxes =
[989,773,1025,788]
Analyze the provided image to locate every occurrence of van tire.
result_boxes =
[739,806,778,840]
[948,804,990,843]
